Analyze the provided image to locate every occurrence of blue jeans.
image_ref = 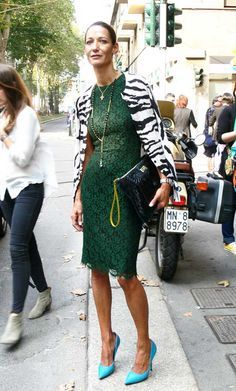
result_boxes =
[222,190,236,244]
[0,183,48,313]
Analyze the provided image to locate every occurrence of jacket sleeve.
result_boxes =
[73,96,83,198]
[8,108,40,168]
[73,88,92,199]
[142,82,179,199]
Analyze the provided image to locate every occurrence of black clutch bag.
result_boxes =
[117,155,160,223]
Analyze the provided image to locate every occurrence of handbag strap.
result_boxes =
[109,179,121,227]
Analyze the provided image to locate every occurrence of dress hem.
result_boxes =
[81,260,137,280]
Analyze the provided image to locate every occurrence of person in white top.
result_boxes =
[0,64,57,346]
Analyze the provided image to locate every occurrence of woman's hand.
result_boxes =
[149,183,171,210]
[71,197,83,231]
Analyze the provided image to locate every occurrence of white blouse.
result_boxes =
[0,106,57,201]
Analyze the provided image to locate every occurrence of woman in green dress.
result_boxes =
[71,21,177,385]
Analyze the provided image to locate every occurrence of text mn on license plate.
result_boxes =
[164,208,188,233]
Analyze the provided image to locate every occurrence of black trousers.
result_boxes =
[0,183,48,313]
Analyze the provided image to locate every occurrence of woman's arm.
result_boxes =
[221,130,236,144]
[0,108,40,167]
[71,132,94,231]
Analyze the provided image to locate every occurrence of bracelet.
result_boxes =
[0,131,8,142]
[160,178,172,185]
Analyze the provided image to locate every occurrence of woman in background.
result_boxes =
[0,64,57,346]
[216,84,236,255]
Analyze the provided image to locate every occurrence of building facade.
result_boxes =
[110,0,236,130]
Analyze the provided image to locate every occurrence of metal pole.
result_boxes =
[159,0,167,99]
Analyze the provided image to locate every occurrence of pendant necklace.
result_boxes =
[90,80,115,167]
[97,84,111,100]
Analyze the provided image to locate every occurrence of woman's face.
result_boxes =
[0,86,7,108]
[85,25,118,68]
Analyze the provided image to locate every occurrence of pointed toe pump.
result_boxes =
[125,340,157,386]
[98,333,120,380]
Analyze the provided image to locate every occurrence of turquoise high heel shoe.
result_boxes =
[98,333,120,380]
[124,340,157,385]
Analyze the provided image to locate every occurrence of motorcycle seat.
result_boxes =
[174,161,193,173]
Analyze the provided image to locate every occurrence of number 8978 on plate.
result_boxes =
[164,208,188,233]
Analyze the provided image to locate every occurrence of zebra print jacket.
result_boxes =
[73,72,178,199]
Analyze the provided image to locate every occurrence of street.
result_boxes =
[0,118,236,390]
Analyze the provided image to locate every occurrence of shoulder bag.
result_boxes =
[110,155,160,227]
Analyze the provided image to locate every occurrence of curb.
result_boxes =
[40,115,65,124]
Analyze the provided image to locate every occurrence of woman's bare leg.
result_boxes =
[118,276,151,373]
[91,269,116,366]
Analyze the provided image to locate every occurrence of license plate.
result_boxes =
[164,208,189,233]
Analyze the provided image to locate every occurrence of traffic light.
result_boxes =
[145,0,160,47]
[166,3,182,47]
[194,67,204,87]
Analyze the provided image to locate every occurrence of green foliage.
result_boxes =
[1,0,84,111]
[1,0,84,72]
[8,7,53,64]
[7,0,83,73]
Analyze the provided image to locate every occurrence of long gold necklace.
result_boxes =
[90,80,115,167]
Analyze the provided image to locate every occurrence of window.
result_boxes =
[224,0,236,7]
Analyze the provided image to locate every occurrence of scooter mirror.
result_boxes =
[194,133,206,146]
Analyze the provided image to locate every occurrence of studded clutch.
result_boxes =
[116,155,160,223]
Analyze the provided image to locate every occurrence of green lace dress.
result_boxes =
[81,73,142,278]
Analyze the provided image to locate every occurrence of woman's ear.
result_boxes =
[112,42,119,55]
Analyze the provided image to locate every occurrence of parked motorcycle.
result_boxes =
[155,129,204,281]
[140,100,234,281]
[0,207,7,238]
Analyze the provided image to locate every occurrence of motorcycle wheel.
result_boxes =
[155,210,180,281]
[0,214,7,238]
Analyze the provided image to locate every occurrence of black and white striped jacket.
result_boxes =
[74,72,178,199]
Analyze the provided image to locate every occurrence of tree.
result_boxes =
[36,2,83,112]
[0,1,12,62]
[1,0,84,112]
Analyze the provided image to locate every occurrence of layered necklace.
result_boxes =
[90,80,116,168]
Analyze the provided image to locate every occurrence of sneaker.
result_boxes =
[224,242,236,255]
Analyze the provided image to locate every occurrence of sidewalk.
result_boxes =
[86,247,199,391]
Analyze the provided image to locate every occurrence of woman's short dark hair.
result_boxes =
[85,21,117,45]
